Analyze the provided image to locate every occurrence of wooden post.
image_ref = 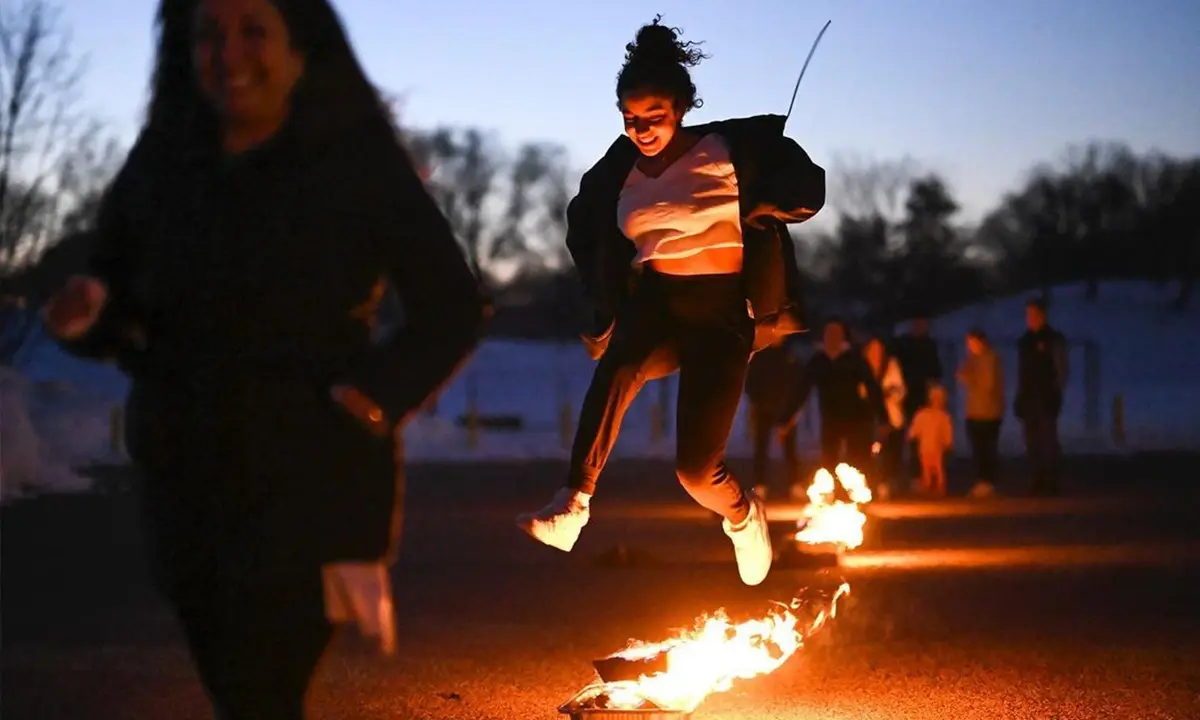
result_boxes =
[556,360,573,449]
[650,398,663,444]
[1111,394,1124,446]
[109,405,124,457]
[1084,340,1101,435]
[658,377,671,440]
[466,372,479,450]
[559,401,574,450]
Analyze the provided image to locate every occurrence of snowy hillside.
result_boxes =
[3,281,1198,502]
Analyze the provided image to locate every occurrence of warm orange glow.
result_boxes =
[793,464,872,550]
[571,583,850,713]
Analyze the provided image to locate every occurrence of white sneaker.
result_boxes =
[516,487,591,552]
[723,494,773,586]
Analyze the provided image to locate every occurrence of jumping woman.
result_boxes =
[517,16,826,587]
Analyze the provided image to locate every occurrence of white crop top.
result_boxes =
[616,133,742,268]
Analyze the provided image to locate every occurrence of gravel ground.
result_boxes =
[4,454,1200,720]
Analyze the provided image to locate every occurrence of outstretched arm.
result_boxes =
[779,353,822,428]
[907,413,922,441]
[884,358,907,407]
[52,141,147,366]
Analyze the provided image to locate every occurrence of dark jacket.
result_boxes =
[1015,325,1068,419]
[781,347,885,426]
[58,110,485,579]
[744,342,801,418]
[566,114,825,356]
[892,333,943,410]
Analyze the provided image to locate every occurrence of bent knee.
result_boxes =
[595,354,650,391]
[676,456,726,488]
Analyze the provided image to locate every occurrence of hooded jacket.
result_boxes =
[565,114,825,356]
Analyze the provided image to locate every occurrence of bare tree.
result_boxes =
[419,126,502,280]
[491,141,571,269]
[0,0,102,272]
[826,152,922,225]
[820,154,920,323]
[977,143,1200,308]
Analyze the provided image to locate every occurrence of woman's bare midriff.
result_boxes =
[648,246,744,276]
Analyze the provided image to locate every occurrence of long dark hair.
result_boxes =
[862,335,891,376]
[144,0,396,161]
[966,327,991,348]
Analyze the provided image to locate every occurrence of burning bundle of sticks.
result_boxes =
[793,463,873,552]
[559,583,850,717]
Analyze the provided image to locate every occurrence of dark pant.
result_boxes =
[167,559,332,720]
[966,418,1002,484]
[568,270,753,523]
[879,427,905,485]
[750,403,798,490]
[819,417,874,477]
[904,395,927,479]
[1021,412,1061,494]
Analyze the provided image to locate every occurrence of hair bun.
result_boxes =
[624,14,706,68]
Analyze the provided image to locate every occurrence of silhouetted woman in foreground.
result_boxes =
[43,0,485,716]
[517,16,825,587]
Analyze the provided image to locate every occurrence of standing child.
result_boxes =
[908,385,954,496]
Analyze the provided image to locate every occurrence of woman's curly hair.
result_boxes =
[615,14,710,112]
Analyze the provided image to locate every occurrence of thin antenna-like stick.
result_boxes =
[785,19,832,124]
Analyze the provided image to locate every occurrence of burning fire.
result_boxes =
[575,583,850,713]
[794,464,872,550]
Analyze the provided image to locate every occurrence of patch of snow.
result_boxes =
[1,367,106,503]
[5,281,1198,502]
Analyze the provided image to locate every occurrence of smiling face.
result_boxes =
[192,0,305,131]
[1026,304,1046,331]
[620,90,683,157]
[864,338,884,368]
[823,322,846,354]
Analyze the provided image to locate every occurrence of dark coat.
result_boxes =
[782,348,885,426]
[891,333,943,412]
[1015,325,1068,419]
[58,109,485,584]
[744,342,801,419]
[565,114,825,356]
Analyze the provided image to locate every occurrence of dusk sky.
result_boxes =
[65,0,1199,231]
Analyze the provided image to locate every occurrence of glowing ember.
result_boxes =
[794,464,872,550]
[577,583,850,713]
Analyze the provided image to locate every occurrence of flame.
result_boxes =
[580,583,850,713]
[794,463,872,550]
